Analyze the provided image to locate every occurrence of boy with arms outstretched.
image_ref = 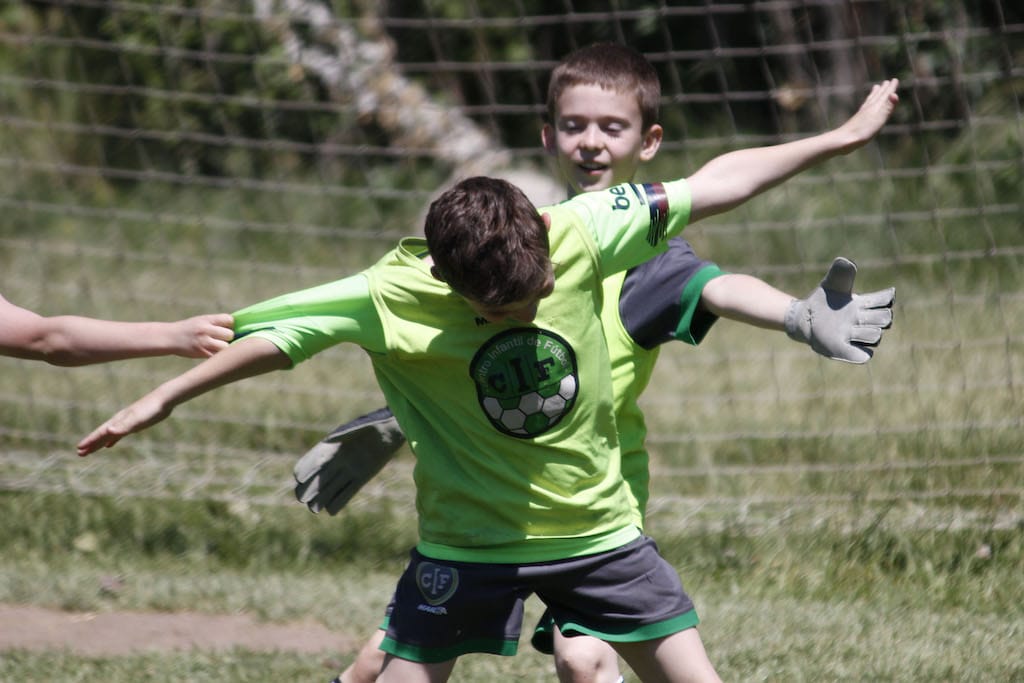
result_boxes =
[81,175,725,682]
[0,293,232,365]
[79,66,897,679]
[299,43,897,683]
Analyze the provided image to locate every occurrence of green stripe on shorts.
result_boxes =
[559,608,700,643]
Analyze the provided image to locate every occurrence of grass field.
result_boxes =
[0,491,1021,681]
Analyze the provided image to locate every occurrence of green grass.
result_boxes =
[0,492,1021,680]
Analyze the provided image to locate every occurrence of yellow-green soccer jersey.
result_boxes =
[234,181,691,563]
[601,238,725,527]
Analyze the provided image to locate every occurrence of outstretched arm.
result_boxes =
[77,336,290,456]
[687,79,899,224]
[699,274,791,330]
[700,261,894,364]
[0,295,233,366]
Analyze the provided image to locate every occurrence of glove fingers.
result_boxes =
[324,483,358,516]
[857,308,893,328]
[843,346,874,364]
[856,287,895,309]
[820,341,873,364]
[849,325,884,346]
[316,464,355,495]
[820,257,857,294]
[294,447,333,483]
[295,473,321,505]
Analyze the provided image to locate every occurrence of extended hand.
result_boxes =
[77,394,173,456]
[174,313,234,358]
[785,257,894,364]
[837,78,899,152]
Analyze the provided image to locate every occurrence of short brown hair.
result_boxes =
[425,177,551,308]
[546,42,661,130]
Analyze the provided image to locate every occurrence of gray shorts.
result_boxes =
[380,535,699,664]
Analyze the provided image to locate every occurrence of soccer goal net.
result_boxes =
[1,0,1021,534]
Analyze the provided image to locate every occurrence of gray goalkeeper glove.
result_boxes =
[293,407,406,515]
[784,257,895,364]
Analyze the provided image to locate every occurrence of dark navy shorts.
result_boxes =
[380,535,699,664]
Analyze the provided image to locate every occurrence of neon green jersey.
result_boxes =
[600,251,724,527]
[234,181,692,563]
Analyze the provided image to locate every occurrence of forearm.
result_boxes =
[686,131,849,223]
[6,315,232,366]
[77,336,291,456]
[686,78,898,223]
[150,336,291,410]
[28,318,184,366]
[700,274,792,331]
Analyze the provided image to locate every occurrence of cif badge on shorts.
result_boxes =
[417,562,459,606]
[470,328,579,438]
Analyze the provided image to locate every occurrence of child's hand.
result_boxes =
[784,257,895,364]
[173,313,234,358]
[837,78,899,152]
[77,394,173,456]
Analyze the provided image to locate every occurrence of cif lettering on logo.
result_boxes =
[470,328,579,438]
[416,562,459,606]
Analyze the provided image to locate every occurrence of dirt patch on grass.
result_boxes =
[0,604,354,656]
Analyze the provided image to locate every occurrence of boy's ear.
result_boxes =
[639,124,664,162]
[541,124,557,155]
[430,266,445,282]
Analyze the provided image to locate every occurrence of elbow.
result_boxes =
[34,334,90,367]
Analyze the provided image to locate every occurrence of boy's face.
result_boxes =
[543,83,663,195]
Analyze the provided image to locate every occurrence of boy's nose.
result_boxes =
[579,125,602,149]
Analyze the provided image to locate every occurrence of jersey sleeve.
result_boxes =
[618,237,727,349]
[231,273,386,364]
[554,178,692,277]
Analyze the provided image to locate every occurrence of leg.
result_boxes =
[376,655,456,683]
[552,627,623,683]
[613,627,721,683]
[338,628,387,683]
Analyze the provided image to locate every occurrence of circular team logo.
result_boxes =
[470,328,579,438]
[416,562,459,606]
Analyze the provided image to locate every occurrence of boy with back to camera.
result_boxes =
[79,173,736,682]
[298,43,898,683]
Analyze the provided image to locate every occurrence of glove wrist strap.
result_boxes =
[783,298,806,343]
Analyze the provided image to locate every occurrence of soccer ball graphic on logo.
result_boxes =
[482,373,578,437]
[472,328,580,438]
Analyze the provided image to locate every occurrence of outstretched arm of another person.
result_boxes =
[701,260,894,364]
[0,295,233,366]
[77,336,290,456]
[699,274,791,330]
[686,79,899,223]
